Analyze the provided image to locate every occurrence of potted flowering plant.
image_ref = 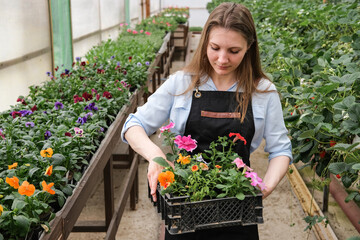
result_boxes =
[151,123,264,234]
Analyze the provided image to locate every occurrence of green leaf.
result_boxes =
[29,167,40,177]
[348,104,360,122]
[345,192,358,202]
[217,193,227,198]
[352,163,360,170]
[328,162,346,174]
[0,233,4,240]
[51,153,65,165]
[14,215,31,232]
[342,175,352,188]
[298,129,315,140]
[236,192,245,200]
[215,184,227,189]
[53,166,67,172]
[299,141,313,153]
[175,169,189,179]
[12,199,28,210]
[152,157,170,168]
[328,143,359,152]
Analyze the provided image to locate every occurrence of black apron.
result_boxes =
[165,90,258,240]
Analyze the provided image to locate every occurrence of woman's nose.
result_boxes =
[218,52,229,64]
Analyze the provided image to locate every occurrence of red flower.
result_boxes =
[103,91,112,99]
[73,95,83,103]
[229,132,247,145]
[330,140,336,147]
[82,92,93,101]
[319,151,326,159]
[65,132,72,137]
[97,69,105,74]
[96,94,100,101]
[11,111,22,119]
[55,66,59,71]
[31,105,37,112]
[81,61,86,66]
[336,174,341,179]
[17,98,27,105]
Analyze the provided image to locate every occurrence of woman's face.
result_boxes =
[206,27,248,80]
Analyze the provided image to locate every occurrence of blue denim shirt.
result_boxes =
[121,71,293,162]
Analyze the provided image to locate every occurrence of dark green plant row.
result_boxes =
[207,0,360,202]
[0,11,183,240]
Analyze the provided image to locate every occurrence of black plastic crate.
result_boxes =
[149,185,264,235]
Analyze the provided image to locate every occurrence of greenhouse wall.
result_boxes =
[0,0,161,112]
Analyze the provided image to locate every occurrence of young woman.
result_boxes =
[121,3,292,239]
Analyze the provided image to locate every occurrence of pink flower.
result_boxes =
[245,171,258,179]
[160,122,175,133]
[132,30,138,34]
[127,29,131,33]
[145,31,151,36]
[233,158,246,169]
[174,135,197,152]
[140,30,144,33]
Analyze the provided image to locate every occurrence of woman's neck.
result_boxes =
[211,73,236,91]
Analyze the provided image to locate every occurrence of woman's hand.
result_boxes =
[147,160,164,202]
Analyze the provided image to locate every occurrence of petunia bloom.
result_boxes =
[45,165,53,176]
[177,153,190,165]
[8,162,18,169]
[42,181,55,195]
[229,132,247,145]
[40,148,53,158]
[158,171,175,187]
[18,181,35,196]
[6,176,20,189]
[233,158,246,169]
[160,122,175,133]
[54,101,64,110]
[174,135,197,152]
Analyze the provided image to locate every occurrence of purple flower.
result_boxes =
[145,61,150,66]
[43,111,48,114]
[76,57,81,62]
[85,112,93,118]
[0,128,5,140]
[99,127,104,132]
[137,62,142,67]
[65,69,70,74]
[111,56,115,59]
[44,130,52,140]
[19,110,33,117]
[46,71,51,76]
[84,102,98,111]
[25,122,35,128]
[76,116,87,125]
[54,101,64,110]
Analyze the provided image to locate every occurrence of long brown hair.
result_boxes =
[183,2,269,122]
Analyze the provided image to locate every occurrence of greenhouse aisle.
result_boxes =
[67,33,319,240]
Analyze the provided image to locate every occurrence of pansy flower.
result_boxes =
[18,181,35,196]
[54,101,64,110]
[6,176,20,189]
[0,128,5,140]
[40,148,53,158]
[73,95,84,103]
[11,111,22,118]
[158,171,175,187]
[42,181,55,195]
[177,153,191,165]
[82,92,93,101]
[74,127,84,137]
[76,116,87,125]
[31,105,37,112]
[0,204,3,216]
[25,122,35,128]
[44,130,52,140]
[65,132,73,137]
[45,165,53,176]
[8,162,18,169]
[103,91,112,99]
[84,102,98,111]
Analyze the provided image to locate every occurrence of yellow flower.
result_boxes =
[177,153,191,165]
[0,204,3,216]
[40,148,53,158]
[44,165,53,176]
[8,162,18,169]
[25,163,31,167]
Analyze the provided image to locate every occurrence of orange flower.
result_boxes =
[40,148,53,158]
[158,171,175,187]
[191,165,199,172]
[177,153,191,165]
[199,163,209,171]
[0,204,3,216]
[164,182,171,189]
[45,165,53,176]
[42,181,55,195]
[6,176,20,189]
[18,181,35,196]
[8,162,18,169]
[215,165,222,169]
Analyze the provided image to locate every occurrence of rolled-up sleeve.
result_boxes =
[263,92,293,162]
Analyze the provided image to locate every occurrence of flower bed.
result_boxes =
[0,9,185,239]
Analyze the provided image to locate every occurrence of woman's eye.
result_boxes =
[230,50,240,54]
[211,46,219,51]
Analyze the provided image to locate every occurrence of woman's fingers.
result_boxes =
[148,161,161,202]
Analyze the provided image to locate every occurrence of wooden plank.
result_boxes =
[286,164,338,240]
[105,154,139,240]
[72,221,107,232]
